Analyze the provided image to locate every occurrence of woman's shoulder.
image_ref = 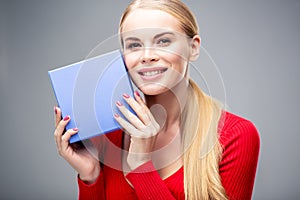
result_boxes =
[218,111,260,147]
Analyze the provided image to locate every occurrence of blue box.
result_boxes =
[48,50,134,143]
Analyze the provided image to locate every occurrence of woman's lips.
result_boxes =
[137,67,168,80]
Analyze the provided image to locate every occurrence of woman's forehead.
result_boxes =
[121,28,187,42]
[121,8,183,34]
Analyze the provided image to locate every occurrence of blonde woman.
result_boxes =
[54,0,260,199]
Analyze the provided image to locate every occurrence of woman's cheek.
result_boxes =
[161,51,188,72]
[123,51,141,70]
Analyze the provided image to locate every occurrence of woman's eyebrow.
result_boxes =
[124,37,141,42]
[154,31,175,39]
[124,32,176,42]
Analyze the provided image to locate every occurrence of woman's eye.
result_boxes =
[157,38,171,46]
[126,42,142,50]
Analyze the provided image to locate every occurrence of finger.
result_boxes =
[123,94,151,125]
[54,106,62,127]
[54,115,70,150]
[116,101,145,129]
[134,90,146,105]
[134,91,160,130]
[147,110,161,131]
[114,114,144,138]
[61,128,78,153]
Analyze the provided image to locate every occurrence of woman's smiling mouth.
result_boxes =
[137,67,168,80]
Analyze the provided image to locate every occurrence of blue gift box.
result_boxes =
[48,50,134,143]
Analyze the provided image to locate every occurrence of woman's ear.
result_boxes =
[190,35,201,61]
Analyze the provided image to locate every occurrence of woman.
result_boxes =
[54,0,260,199]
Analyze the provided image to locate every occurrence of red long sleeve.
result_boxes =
[77,171,105,200]
[219,112,260,200]
[77,112,260,200]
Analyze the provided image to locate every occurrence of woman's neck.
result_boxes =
[144,79,189,131]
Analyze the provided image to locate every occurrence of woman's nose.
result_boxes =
[140,47,159,64]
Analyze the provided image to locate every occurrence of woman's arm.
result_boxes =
[53,106,104,199]
[219,114,260,200]
[114,92,179,199]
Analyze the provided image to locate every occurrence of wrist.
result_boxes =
[79,165,101,185]
[127,153,151,170]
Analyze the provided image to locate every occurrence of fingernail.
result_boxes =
[135,91,140,97]
[54,106,57,114]
[116,101,123,106]
[123,93,130,98]
[73,128,78,131]
[63,116,70,121]
[114,113,120,118]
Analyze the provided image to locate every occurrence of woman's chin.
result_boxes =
[139,84,169,96]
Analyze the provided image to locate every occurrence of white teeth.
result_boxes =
[141,70,164,76]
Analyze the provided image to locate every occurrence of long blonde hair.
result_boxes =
[119,0,227,199]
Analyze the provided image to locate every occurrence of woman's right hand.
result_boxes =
[54,106,100,184]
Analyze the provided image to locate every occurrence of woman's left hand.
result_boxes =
[114,91,160,170]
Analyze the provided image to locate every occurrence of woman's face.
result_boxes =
[121,9,200,95]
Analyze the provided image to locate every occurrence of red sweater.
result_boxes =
[77,112,260,200]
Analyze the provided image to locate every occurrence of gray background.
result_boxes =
[1,0,299,199]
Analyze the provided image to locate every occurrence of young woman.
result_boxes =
[54,0,260,199]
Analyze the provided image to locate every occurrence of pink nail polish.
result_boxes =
[114,113,120,118]
[135,91,140,97]
[123,93,130,98]
[54,106,57,114]
[116,101,123,106]
[63,116,70,121]
[73,128,78,131]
